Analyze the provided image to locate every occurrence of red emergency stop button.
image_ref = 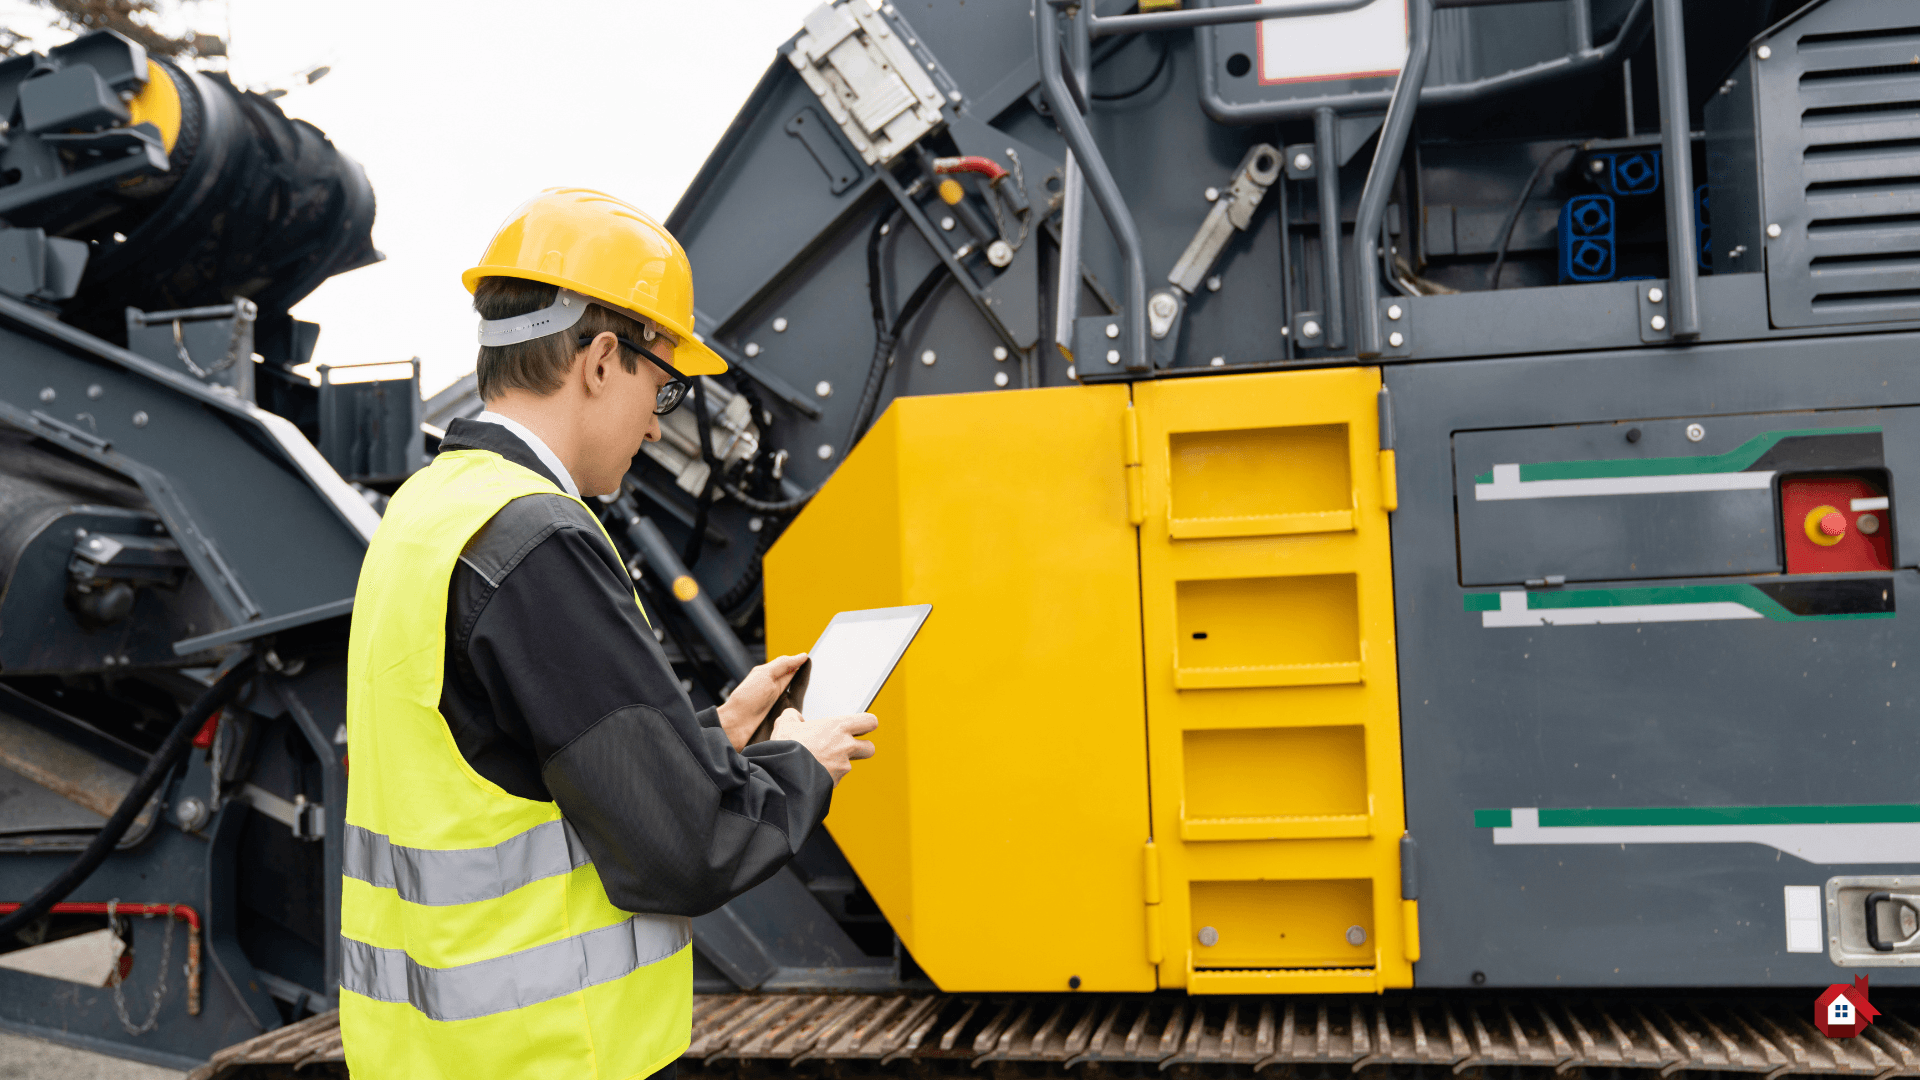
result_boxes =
[1782,478,1891,573]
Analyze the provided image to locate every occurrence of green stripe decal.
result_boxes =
[1477,805,1920,827]
[1462,584,1893,622]
[1469,426,1879,485]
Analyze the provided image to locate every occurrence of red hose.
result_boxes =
[0,902,202,1015]
[931,155,1008,182]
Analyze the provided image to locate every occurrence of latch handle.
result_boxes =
[1866,891,1920,952]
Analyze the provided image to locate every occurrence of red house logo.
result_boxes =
[1815,976,1879,1038]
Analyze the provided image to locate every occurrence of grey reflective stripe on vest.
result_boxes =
[342,819,592,906]
[340,914,691,1022]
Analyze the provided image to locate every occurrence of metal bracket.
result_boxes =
[1377,297,1414,358]
[1636,280,1674,344]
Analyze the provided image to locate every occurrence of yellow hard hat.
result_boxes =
[462,188,727,376]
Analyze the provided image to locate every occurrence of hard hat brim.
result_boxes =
[462,264,728,376]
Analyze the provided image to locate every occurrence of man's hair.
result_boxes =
[473,277,656,401]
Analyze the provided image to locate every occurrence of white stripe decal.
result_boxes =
[1493,809,1920,864]
[1480,591,1761,627]
[1475,464,1776,501]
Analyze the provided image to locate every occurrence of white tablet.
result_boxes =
[800,604,932,718]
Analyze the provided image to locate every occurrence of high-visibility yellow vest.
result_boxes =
[339,448,690,1080]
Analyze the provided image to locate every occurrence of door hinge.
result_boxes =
[1143,840,1162,964]
[1123,403,1143,525]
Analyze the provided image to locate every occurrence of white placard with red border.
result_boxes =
[1257,0,1409,85]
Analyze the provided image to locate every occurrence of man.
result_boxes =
[339,188,877,1080]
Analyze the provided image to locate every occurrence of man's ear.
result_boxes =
[579,332,614,396]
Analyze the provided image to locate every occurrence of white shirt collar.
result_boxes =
[469,410,581,499]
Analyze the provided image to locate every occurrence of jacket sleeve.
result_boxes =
[463,523,833,917]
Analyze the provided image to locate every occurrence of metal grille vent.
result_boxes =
[1760,3,1920,328]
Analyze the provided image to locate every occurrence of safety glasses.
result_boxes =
[580,333,693,415]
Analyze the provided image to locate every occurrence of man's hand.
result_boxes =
[769,709,877,786]
[715,653,808,751]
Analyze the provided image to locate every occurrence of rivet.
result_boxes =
[1389,331,1405,347]
[1686,423,1705,442]
[1292,152,1312,171]
[1106,349,1120,365]
[1197,926,1219,947]
[1757,44,1772,60]
[1206,276,1222,292]
[1105,322,1120,339]
[1650,315,1667,331]
[940,216,955,231]
[993,345,1009,361]
[1209,356,1225,367]
[131,411,148,427]
[38,387,54,402]
[947,89,962,103]
[1066,364,1077,379]
[817,444,834,460]
[1590,159,1606,173]
[920,349,937,366]
[1346,925,1368,946]
[994,371,1009,387]
[1648,287,1664,303]
[744,342,762,357]
[772,317,789,332]
[1301,320,1322,339]
[1204,187,1220,202]
[1386,304,1403,321]
[1767,223,1782,238]
[86,384,102,399]
[815,380,833,398]
[748,517,764,532]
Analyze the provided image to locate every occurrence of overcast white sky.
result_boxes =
[0,0,825,395]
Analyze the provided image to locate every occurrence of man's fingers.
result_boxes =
[837,713,879,736]
[779,708,804,724]
[766,653,807,677]
[847,739,876,761]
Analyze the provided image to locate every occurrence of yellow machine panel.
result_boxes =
[764,385,1156,992]
[1133,368,1412,993]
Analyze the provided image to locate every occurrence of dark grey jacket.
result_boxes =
[434,417,831,917]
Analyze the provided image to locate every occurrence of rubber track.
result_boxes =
[191,993,1920,1079]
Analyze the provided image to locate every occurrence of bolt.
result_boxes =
[38,387,53,402]
[1300,319,1322,339]
[1066,364,1077,380]
[772,317,789,332]
[1292,152,1312,171]
[1197,926,1219,947]
[1105,322,1120,339]
[817,444,834,460]
[993,345,1009,361]
[1209,356,1225,367]
[1767,223,1782,238]
[940,216,955,231]
[1150,293,1178,318]
[744,342,762,357]
[1386,304,1403,321]
[1204,187,1220,202]
[1206,276,1222,292]
[1626,427,1642,443]
[87,384,102,399]
[1648,287,1664,303]
[1686,422,1706,442]
[948,89,962,103]
[921,349,937,366]
[815,380,833,398]
[1389,331,1405,347]
[131,411,148,427]
[1068,975,1082,990]
[1346,925,1367,947]
[1650,315,1667,331]
[986,239,1014,267]
[1106,349,1120,365]
[1590,159,1605,173]
[749,516,764,533]
[994,371,1009,387]
[1860,513,1882,535]
[1757,44,1772,59]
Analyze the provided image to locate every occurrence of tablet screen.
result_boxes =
[802,605,932,718]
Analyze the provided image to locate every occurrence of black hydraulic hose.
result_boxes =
[1488,143,1578,290]
[682,380,720,568]
[0,653,258,942]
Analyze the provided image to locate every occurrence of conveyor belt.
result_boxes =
[187,993,1920,1079]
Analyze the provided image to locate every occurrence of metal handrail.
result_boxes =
[1037,0,1149,373]
[1352,0,1434,358]
[1653,0,1700,339]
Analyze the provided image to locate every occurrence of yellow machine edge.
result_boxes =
[765,367,1415,994]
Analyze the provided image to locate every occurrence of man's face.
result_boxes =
[578,327,678,497]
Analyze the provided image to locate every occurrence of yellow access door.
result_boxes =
[1132,368,1413,992]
